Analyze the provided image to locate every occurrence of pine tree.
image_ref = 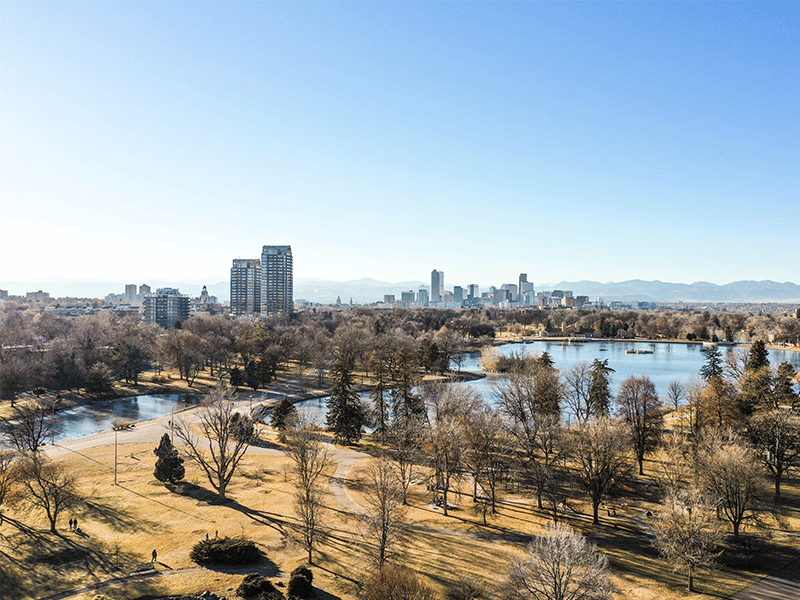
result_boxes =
[154,433,185,484]
[746,340,770,372]
[326,355,367,444]
[271,397,297,430]
[588,358,615,416]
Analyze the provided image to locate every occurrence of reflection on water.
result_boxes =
[51,394,193,443]
[296,340,800,421]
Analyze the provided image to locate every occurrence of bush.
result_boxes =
[288,565,314,599]
[237,573,283,599]
[290,565,313,585]
[361,566,436,600]
[189,536,262,565]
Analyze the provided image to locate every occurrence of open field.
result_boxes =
[1,408,799,600]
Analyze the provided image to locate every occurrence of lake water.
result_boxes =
[46,341,800,440]
[297,340,800,422]
[50,394,193,444]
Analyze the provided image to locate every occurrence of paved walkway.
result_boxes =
[727,557,800,600]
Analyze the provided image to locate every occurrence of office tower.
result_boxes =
[431,270,443,303]
[519,273,535,305]
[231,258,262,316]
[144,288,189,328]
[261,245,293,315]
[453,286,464,305]
[417,287,429,307]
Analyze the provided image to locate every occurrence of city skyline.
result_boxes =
[2,3,798,286]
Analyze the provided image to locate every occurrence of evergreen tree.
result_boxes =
[746,340,770,372]
[699,346,723,380]
[535,351,555,370]
[588,358,614,417]
[229,366,243,388]
[326,355,367,444]
[154,433,185,484]
[774,362,799,407]
[271,397,297,430]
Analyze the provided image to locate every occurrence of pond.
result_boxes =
[50,394,194,444]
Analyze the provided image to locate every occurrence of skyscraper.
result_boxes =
[261,245,293,315]
[519,273,535,305]
[431,269,443,303]
[230,258,261,316]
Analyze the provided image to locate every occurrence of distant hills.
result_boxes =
[1,277,798,305]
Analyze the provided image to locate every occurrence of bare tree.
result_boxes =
[694,428,773,539]
[18,456,79,533]
[386,415,422,505]
[173,384,254,502]
[665,379,685,412]
[747,408,800,498]
[1,400,58,454]
[616,375,663,475]
[653,431,691,491]
[464,405,509,514]
[285,411,332,564]
[573,418,630,525]
[652,486,723,593]
[0,450,18,518]
[423,383,478,517]
[497,372,565,510]
[564,362,593,424]
[360,457,408,571]
[506,523,613,600]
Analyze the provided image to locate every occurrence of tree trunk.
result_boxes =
[592,500,600,525]
[688,565,695,592]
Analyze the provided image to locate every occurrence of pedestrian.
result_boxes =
[152,549,157,563]
[206,532,209,540]
[215,530,218,538]
[73,518,78,531]
[68,518,73,530]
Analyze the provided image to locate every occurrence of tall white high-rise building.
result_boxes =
[261,245,293,315]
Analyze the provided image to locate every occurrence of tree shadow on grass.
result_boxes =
[1,530,144,600]
[169,481,221,505]
[83,497,161,533]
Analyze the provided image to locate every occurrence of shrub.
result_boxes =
[446,576,486,600]
[290,565,313,585]
[288,565,314,599]
[189,536,262,565]
[361,566,436,600]
[237,573,283,599]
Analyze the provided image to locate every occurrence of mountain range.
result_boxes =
[1,277,799,305]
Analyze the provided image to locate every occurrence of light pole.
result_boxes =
[114,428,118,485]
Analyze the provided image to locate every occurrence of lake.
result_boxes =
[297,340,800,422]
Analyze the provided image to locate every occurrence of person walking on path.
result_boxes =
[152,549,157,563]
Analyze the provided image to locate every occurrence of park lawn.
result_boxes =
[1,421,799,600]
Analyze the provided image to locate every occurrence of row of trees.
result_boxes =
[3,299,798,401]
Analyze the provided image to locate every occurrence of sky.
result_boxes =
[1,1,798,291]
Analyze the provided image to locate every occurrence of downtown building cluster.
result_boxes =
[387,271,592,310]
[230,245,293,317]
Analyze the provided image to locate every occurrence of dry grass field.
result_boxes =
[1,416,799,600]
[1,365,799,600]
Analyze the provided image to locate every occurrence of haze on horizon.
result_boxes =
[1,2,798,288]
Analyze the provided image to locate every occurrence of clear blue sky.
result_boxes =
[2,2,798,289]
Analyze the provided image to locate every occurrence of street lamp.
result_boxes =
[114,428,118,485]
